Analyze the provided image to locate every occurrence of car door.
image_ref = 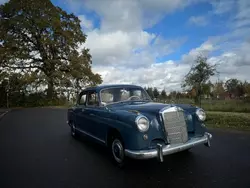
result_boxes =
[74,91,92,134]
[82,91,110,143]
[85,106,109,143]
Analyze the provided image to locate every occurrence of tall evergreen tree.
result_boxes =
[160,89,167,99]
[153,87,160,99]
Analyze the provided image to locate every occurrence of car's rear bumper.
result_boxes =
[125,132,212,162]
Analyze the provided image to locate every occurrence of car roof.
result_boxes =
[82,84,143,92]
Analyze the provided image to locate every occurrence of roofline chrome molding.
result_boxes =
[124,132,212,162]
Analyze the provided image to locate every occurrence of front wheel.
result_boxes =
[110,137,126,167]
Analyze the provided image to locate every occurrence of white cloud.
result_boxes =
[209,0,250,29]
[234,0,250,28]
[208,52,250,82]
[69,0,250,92]
[78,15,93,31]
[0,0,8,4]
[181,40,216,64]
[93,62,191,91]
[210,0,235,15]
[84,0,142,32]
[83,30,186,68]
[67,0,204,31]
[83,30,155,67]
[188,16,208,26]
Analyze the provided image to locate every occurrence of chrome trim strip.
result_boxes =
[125,132,212,161]
[159,106,184,122]
[75,127,106,144]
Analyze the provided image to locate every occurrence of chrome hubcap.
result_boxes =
[112,139,124,163]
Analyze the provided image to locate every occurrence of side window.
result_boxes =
[87,91,99,106]
[79,93,87,105]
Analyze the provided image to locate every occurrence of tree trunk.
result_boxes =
[193,85,201,106]
[194,95,199,104]
[67,90,70,102]
[47,77,54,100]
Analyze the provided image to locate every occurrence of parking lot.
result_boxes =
[0,108,250,188]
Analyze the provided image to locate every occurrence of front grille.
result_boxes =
[161,108,188,144]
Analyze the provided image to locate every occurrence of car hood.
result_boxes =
[108,102,197,115]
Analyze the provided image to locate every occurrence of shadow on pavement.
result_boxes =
[72,131,198,172]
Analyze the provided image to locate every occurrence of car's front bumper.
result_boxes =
[125,132,212,162]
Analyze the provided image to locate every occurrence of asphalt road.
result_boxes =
[0,108,250,188]
[0,108,9,119]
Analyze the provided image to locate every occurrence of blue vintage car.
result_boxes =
[67,84,212,166]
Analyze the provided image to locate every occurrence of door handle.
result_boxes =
[89,113,95,116]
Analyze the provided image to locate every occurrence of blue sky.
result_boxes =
[51,0,232,62]
[1,0,249,90]
[53,0,250,90]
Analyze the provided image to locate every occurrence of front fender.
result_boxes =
[109,110,166,150]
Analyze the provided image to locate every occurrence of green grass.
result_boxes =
[200,100,250,113]
[205,111,250,131]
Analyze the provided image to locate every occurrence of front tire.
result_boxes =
[110,136,126,167]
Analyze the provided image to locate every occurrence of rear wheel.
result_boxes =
[70,122,78,138]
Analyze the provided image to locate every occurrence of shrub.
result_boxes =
[244,96,250,103]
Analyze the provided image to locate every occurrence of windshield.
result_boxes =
[100,87,151,105]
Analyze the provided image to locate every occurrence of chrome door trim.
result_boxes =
[75,127,106,144]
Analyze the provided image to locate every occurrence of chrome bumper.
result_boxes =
[125,132,212,162]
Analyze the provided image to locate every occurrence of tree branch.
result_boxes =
[3,64,43,71]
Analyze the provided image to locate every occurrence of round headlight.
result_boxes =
[135,116,149,132]
[196,108,206,121]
